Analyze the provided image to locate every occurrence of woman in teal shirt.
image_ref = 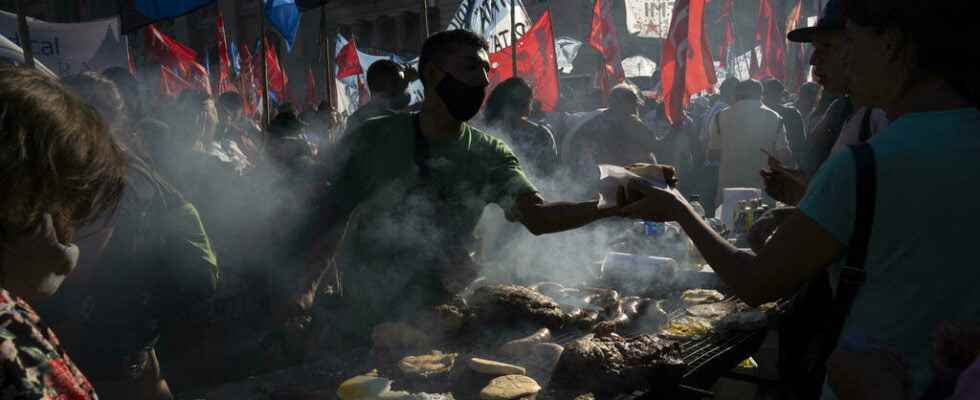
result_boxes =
[619,0,980,398]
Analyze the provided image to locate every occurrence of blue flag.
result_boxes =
[264,0,300,52]
[229,40,241,75]
[135,0,216,22]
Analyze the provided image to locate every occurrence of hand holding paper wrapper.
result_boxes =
[597,163,678,208]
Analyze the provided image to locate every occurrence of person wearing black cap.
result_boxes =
[621,0,980,398]
[787,0,854,178]
[764,0,890,205]
[342,59,414,137]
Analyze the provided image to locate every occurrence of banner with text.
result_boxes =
[447,0,531,53]
[0,10,128,76]
[624,0,675,38]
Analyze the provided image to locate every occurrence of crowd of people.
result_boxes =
[0,0,978,399]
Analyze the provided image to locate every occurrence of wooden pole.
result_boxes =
[320,5,333,109]
[421,0,430,41]
[15,0,34,68]
[260,17,271,128]
[510,0,517,77]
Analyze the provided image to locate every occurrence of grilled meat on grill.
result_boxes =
[469,285,568,329]
[553,333,685,393]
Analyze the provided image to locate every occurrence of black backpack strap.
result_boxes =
[859,108,874,143]
[822,142,877,355]
[412,112,431,178]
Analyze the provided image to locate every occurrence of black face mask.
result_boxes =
[436,69,486,122]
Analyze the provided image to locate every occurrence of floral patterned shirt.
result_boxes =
[0,289,97,400]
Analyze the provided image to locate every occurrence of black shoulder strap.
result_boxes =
[823,142,877,353]
[412,113,431,178]
[859,108,874,143]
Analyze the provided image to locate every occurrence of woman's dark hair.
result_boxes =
[842,0,980,106]
[0,66,127,239]
[484,77,533,126]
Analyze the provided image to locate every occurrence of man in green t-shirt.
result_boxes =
[286,30,621,336]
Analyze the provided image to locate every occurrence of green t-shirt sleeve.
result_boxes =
[482,137,538,216]
[798,150,856,246]
[162,202,219,302]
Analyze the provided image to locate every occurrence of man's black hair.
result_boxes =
[418,29,489,84]
[366,59,406,97]
[736,79,764,101]
[719,77,740,99]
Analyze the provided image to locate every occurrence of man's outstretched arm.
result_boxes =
[512,192,621,236]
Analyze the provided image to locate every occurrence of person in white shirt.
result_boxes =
[708,79,792,202]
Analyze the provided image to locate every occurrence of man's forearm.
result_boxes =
[520,200,616,235]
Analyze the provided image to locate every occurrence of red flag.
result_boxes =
[144,24,197,74]
[785,0,806,91]
[127,46,136,75]
[717,0,735,68]
[145,24,210,95]
[263,37,287,96]
[160,65,193,98]
[187,60,212,96]
[754,0,785,81]
[660,0,717,126]
[238,42,258,117]
[588,0,625,101]
[305,65,320,110]
[215,12,236,94]
[487,11,559,112]
[335,38,363,80]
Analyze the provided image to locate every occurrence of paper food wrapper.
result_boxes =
[597,163,670,208]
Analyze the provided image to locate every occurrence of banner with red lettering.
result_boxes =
[487,11,559,112]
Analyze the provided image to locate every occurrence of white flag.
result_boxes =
[334,35,424,116]
[447,0,531,53]
[555,37,583,74]
[624,0,675,39]
[0,10,128,76]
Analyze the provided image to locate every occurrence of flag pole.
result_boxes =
[510,0,517,77]
[320,5,333,109]
[421,0,430,42]
[15,0,34,68]
[260,16,271,128]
